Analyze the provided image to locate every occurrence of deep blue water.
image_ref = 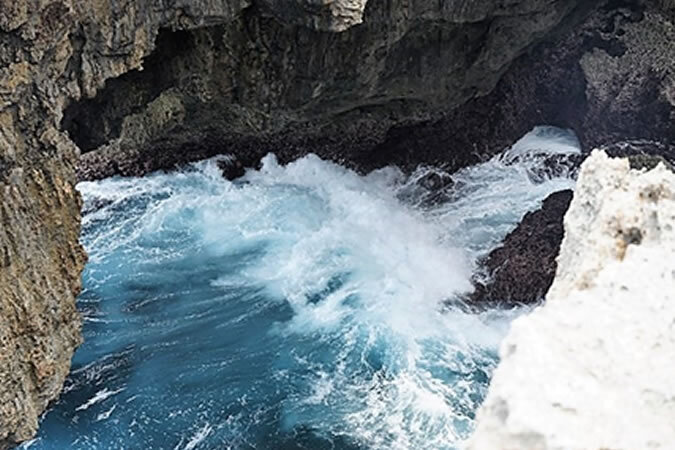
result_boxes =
[25,127,578,449]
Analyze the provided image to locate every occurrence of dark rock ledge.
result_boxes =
[470,190,574,307]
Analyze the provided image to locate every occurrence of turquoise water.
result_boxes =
[26,127,578,449]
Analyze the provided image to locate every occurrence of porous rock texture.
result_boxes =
[2,0,675,448]
[471,189,573,306]
[468,150,675,450]
[471,140,675,308]
[1,3,279,447]
[0,1,596,447]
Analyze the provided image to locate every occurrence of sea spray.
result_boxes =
[27,127,578,449]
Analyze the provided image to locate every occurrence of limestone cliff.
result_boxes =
[381,0,675,171]
[67,0,675,182]
[0,3,249,446]
[468,151,675,449]
[67,0,592,180]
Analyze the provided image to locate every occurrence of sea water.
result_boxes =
[25,126,579,449]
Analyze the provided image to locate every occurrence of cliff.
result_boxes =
[65,0,675,180]
[468,150,675,449]
[68,0,592,179]
[0,1,593,446]
[2,0,675,447]
[2,3,274,447]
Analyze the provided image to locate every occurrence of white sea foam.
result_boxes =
[177,423,213,450]
[75,388,125,412]
[72,126,579,449]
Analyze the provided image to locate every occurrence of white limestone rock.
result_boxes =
[467,150,675,450]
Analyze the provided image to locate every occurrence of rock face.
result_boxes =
[68,0,593,180]
[68,0,675,183]
[602,140,675,169]
[0,3,264,446]
[381,0,675,171]
[472,190,573,306]
[469,140,675,310]
[468,150,675,449]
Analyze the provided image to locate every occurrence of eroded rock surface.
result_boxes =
[471,190,573,306]
[70,0,592,180]
[379,0,675,171]
[3,0,675,447]
[70,0,675,182]
[468,150,675,449]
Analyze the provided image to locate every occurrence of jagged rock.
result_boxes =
[468,150,675,449]
[216,156,247,180]
[377,0,675,171]
[470,139,673,308]
[471,190,573,306]
[67,0,675,183]
[69,0,593,180]
[601,140,675,169]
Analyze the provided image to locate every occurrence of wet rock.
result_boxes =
[600,140,675,170]
[471,190,574,306]
[216,157,247,181]
[505,152,586,183]
[395,169,457,207]
[418,171,454,192]
[469,139,674,308]
[469,150,675,450]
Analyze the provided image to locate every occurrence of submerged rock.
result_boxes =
[471,190,573,306]
[216,157,247,181]
[468,150,675,449]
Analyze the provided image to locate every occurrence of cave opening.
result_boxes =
[62,28,204,153]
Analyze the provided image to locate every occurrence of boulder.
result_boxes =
[471,190,573,306]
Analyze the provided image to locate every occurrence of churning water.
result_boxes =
[25,127,578,449]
